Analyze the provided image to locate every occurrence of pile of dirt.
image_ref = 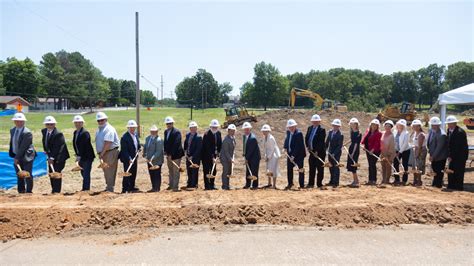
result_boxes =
[461,109,474,116]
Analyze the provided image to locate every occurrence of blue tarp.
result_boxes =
[0,152,47,189]
[0,109,16,117]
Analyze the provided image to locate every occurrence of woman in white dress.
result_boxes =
[261,124,281,189]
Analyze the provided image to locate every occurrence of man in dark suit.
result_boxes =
[242,122,261,189]
[305,114,326,188]
[446,115,468,191]
[325,119,343,187]
[184,121,202,190]
[163,116,184,192]
[284,119,306,189]
[201,119,222,190]
[42,116,70,193]
[72,115,95,191]
[119,120,141,193]
[427,117,448,188]
[9,113,36,193]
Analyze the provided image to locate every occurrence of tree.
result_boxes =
[141,90,157,105]
[175,69,229,107]
[444,61,474,91]
[391,71,419,104]
[417,64,445,107]
[251,62,289,110]
[239,82,254,105]
[3,57,40,102]
[218,82,233,104]
[107,78,122,106]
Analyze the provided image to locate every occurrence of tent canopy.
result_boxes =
[438,83,474,105]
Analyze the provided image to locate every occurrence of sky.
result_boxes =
[1,0,473,98]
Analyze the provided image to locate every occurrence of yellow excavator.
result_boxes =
[289,88,348,111]
[222,104,257,129]
[376,102,430,126]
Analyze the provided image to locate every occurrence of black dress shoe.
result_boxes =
[166,187,172,190]
[284,185,292,190]
[305,185,314,189]
[242,186,250,189]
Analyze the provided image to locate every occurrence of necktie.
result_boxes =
[13,129,19,154]
[243,135,247,155]
[188,134,193,153]
[309,127,317,150]
[289,133,293,153]
[46,132,51,150]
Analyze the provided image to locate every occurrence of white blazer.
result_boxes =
[264,134,281,177]
[395,129,410,153]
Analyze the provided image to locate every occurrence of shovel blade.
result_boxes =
[121,172,132,177]
[246,175,257,181]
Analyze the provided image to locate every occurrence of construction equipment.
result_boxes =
[463,117,474,130]
[222,104,257,129]
[377,102,419,124]
[289,88,348,111]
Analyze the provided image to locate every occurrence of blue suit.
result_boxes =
[284,129,306,188]
[243,133,261,188]
[184,132,202,188]
[119,132,141,192]
[325,130,343,186]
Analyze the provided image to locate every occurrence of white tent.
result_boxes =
[438,83,474,128]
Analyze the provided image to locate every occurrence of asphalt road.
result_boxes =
[1,225,472,265]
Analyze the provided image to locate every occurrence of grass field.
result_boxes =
[0,107,266,152]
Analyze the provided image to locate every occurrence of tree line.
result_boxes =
[0,50,159,109]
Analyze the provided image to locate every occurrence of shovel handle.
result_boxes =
[49,163,56,173]
[16,164,23,172]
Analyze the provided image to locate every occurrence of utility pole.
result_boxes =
[160,75,164,100]
[135,11,140,137]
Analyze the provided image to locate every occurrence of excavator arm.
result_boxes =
[290,88,324,108]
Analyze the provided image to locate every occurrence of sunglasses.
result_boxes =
[97,119,106,123]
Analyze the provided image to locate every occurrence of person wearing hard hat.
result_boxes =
[347,118,362,188]
[119,120,141,193]
[163,116,184,192]
[143,125,164,192]
[305,114,326,188]
[261,124,281,189]
[9,113,36,193]
[409,119,427,186]
[283,119,306,189]
[95,112,120,192]
[42,115,70,193]
[427,117,448,188]
[72,115,95,191]
[361,119,382,185]
[393,119,410,186]
[242,122,261,189]
[325,119,344,187]
[220,124,237,190]
[183,121,202,190]
[380,120,395,185]
[201,119,222,190]
[445,115,468,191]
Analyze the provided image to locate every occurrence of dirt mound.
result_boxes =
[461,109,474,116]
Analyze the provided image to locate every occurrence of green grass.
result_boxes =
[0,107,266,153]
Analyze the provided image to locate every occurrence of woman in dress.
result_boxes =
[380,120,396,185]
[361,119,382,185]
[346,118,362,188]
[261,124,281,189]
[409,119,427,187]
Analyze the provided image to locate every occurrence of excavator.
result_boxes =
[289,88,348,111]
[222,104,257,129]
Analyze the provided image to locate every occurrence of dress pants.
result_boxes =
[287,158,304,188]
[308,155,324,187]
[14,160,33,193]
[49,161,65,193]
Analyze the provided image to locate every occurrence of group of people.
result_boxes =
[8,111,469,194]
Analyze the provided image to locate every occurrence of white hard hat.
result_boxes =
[384,120,394,127]
[429,117,442,126]
[370,119,381,126]
[261,124,271,132]
[446,115,459,124]
[311,114,321,122]
[396,119,407,127]
[331,119,342,126]
[96,112,108,120]
[349,117,359,124]
[43,116,57,124]
[72,115,84,123]
[12,113,27,121]
[164,116,175,124]
[411,119,422,126]
[189,121,198,128]
[227,124,237,130]
[242,122,252,129]
[127,120,138,128]
[209,119,220,127]
[150,125,159,131]
[286,119,298,128]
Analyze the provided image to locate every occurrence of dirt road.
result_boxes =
[1,225,472,264]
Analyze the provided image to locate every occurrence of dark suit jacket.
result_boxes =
[427,129,448,162]
[447,126,468,162]
[305,125,326,158]
[201,130,222,161]
[325,130,343,159]
[42,128,70,163]
[119,132,141,163]
[184,132,203,164]
[244,133,261,164]
[72,127,95,161]
[164,127,184,160]
[9,127,36,162]
[284,129,306,161]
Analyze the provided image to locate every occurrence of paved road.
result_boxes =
[1,225,472,265]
